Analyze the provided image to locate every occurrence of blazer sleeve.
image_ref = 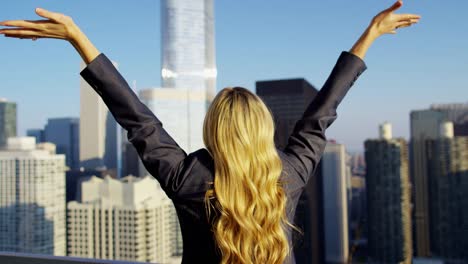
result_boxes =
[282,51,367,186]
[80,53,187,197]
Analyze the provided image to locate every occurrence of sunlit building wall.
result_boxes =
[322,142,349,264]
[139,88,206,155]
[67,175,179,263]
[80,61,121,177]
[0,137,66,256]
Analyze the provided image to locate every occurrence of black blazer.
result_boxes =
[80,51,367,264]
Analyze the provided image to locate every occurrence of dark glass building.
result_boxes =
[365,124,412,264]
[0,99,17,149]
[26,129,45,143]
[44,118,80,169]
[122,141,140,177]
[425,124,468,263]
[410,104,468,257]
[256,78,324,264]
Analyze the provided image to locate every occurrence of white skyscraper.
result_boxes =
[138,88,194,256]
[161,0,217,101]
[0,137,66,256]
[139,88,206,154]
[322,141,349,264]
[67,175,181,263]
[80,61,122,176]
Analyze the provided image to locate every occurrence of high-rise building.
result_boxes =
[153,0,215,259]
[80,61,122,177]
[256,78,324,264]
[161,0,217,101]
[67,175,180,263]
[139,88,206,154]
[410,109,446,256]
[26,129,45,143]
[257,79,320,148]
[365,123,412,264]
[0,98,16,149]
[430,103,468,124]
[138,87,194,254]
[348,153,368,262]
[322,141,349,264]
[65,168,117,203]
[0,137,66,255]
[426,122,468,262]
[44,118,80,169]
[411,104,468,256]
[122,141,140,177]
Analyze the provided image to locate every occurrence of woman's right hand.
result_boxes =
[0,8,100,64]
[350,0,421,60]
[369,0,420,37]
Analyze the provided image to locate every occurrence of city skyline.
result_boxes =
[4,1,468,263]
[0,1,467,152]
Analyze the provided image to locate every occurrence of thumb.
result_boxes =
[35,7,61,21]
[386,0,403,13]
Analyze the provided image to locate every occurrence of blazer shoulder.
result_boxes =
[171,148,215,202]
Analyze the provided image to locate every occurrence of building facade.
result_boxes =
[256,78,324,264]
[410,104,468,256]
[0,98,16,149]
[0,137,66,255]
[26,129,45,144]
[322,142,349,264]
[410,109,446,256]
[44,118,80,169]
[67,175,180,263]
[365,123,412,264]
[425,122,468,262]
[80,61,121,176]
[139,87,206,155]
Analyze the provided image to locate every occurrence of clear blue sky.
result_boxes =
[0,0,466,152]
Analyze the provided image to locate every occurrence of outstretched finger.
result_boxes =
[4,32,61,39]
[395,20,418,29]
[35,8,63,22]
[5,34,37,40]
[0,20,50,30]
[386,0,403,13]
[396,14,421,21]
[0,28,40,36]
[0,28,61,39]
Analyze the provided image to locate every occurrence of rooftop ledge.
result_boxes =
[0,252,155,264]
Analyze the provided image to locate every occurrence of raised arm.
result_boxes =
[0,8,187,197]
[283,0,420,184]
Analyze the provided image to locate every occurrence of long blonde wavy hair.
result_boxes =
[203,87,291,264]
